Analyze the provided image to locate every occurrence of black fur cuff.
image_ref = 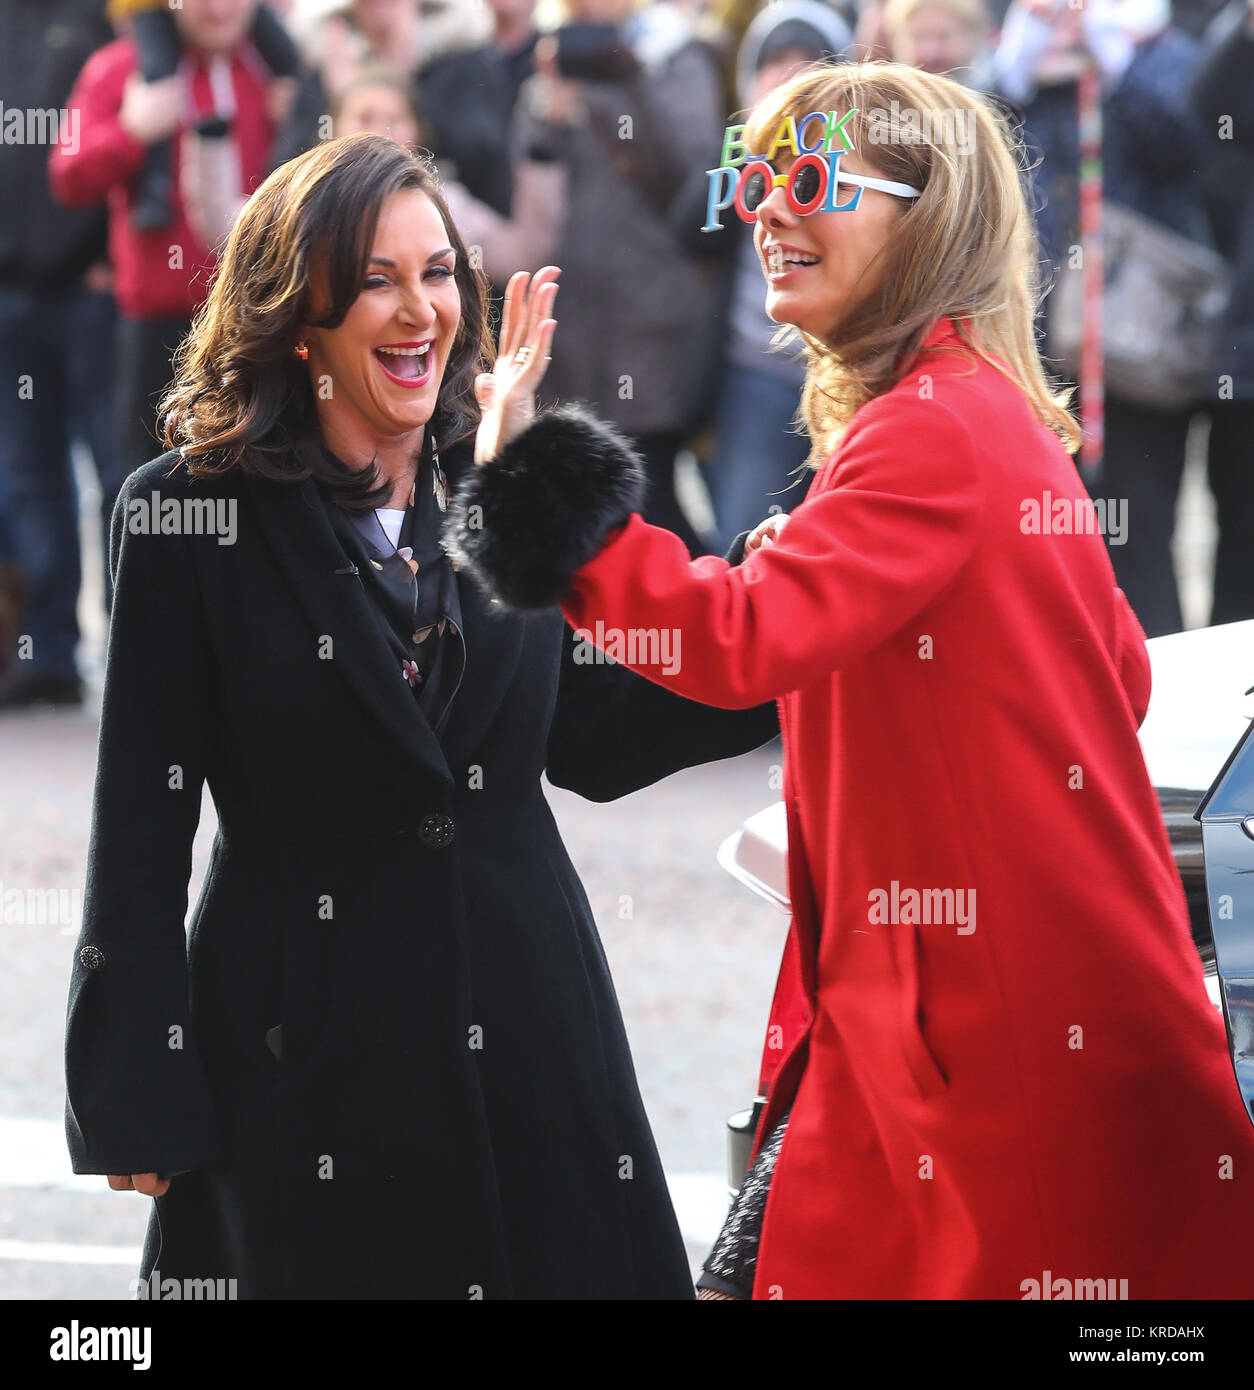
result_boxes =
[442,403,646,610]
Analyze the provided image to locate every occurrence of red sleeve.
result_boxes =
[48,44,148,210]
[560,394,986,709]
[1113,586,1152,727]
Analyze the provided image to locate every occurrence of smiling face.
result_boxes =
[302,187,461,450]
[754,147,907,340]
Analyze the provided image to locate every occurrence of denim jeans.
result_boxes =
[0,282,124,674]
[706,363,813,554]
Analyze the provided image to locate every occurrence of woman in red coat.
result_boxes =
[444,60,1254,1298]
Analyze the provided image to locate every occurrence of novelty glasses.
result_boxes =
[703,108,922,231]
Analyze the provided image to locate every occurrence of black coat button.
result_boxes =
[79,945,106,971]
[417,813,455,849]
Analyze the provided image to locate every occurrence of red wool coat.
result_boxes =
[560,317,1254,1299]
[48,38,274,321]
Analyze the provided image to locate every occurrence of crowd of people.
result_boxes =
[1,0,1252,708]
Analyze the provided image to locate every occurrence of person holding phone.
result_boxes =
[511,0,726,554]
[49,0,280,523]
[446,60,1254,1298]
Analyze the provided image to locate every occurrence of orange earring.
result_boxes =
[294,340,309,360]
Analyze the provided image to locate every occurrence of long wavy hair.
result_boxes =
[741,61,1081,465]
[158,133,494,508]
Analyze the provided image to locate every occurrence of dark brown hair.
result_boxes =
[158,132,494,507]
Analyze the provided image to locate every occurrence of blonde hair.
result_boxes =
[741,60,1080,465]
[883,0,990,41]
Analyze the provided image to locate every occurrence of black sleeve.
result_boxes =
[130,10,182,82]
[267,64,328,174]
[249,3,303,79]
[668,163,743,259]
[545,635,777,802]
[416,49,515,216]
[1191,25,1254,155]
[65,467,222,1177]
[544,536,778,803]
[724,528,751,566]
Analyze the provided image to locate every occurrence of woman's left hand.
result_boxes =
[474,267,560,465]
[744,512,790,555]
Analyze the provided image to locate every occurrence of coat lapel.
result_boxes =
[435,444,526,771]
[243,470,453,786]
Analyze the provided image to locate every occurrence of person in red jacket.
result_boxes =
[49,0,281,476]
[444,60,1254,1298]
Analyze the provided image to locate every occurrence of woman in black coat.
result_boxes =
[64,132,776,1300]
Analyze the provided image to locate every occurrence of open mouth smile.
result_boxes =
[763,243,822,283]
[373,340,435,388]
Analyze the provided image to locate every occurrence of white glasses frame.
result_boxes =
[828,170,922,199]
[756,167,922,202]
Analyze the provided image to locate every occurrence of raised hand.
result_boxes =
[118,74,182,146]
[474,267,560,465]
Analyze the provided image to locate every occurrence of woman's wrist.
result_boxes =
[443,405,644,611]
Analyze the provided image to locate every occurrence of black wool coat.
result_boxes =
[64,430,777,1299]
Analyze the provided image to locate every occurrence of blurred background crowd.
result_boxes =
[1,0,1251,710]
